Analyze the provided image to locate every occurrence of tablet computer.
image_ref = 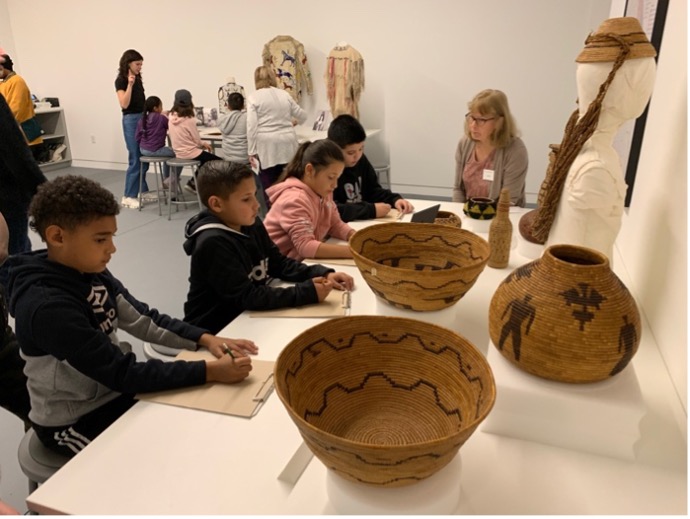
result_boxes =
[410,204,441,223]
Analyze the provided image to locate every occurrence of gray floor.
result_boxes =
[1,166,202,512]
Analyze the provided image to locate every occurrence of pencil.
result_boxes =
[222,342,236,361]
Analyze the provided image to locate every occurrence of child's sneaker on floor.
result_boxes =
[121,196,140,209]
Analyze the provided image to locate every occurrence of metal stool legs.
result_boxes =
[139,157,169,215]
[165,159,201,220]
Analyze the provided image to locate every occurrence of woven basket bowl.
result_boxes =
[274,316,496,487]
[434,210,462,228]
[349,222,490,311]
[463,197,497,220]
[489,244,642,383]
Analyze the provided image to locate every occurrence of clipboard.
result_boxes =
[247,288,351,318]
[137,350,274,418]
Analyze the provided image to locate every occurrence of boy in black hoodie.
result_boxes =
[8,175,257,457]
[183,161,354,334]
[327,114,414,222]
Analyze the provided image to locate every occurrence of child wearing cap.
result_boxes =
[168,89,222,194]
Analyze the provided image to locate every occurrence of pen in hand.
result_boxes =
[222,342,236,363]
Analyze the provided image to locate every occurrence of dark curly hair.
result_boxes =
[197,160,253,208]
[29,175,120,240]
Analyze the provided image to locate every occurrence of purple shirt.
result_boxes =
[135,112,169,152]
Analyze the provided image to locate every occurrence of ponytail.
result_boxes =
[141,95,162,135]
[277,139,344,183]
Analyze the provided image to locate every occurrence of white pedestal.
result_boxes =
[481,343,646,460]
[325,454,462,515]
[374,297,458,329]
[464,218,491,234]
[516,235,544,260]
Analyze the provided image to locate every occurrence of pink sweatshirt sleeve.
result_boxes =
[278,196,323,259]
[327,201,355,241]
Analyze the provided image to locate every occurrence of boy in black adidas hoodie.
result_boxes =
[183,161,354,334]
[8,175,257,457]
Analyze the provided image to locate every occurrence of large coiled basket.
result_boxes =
[274,316,496,486]
[349,222,490,311]
[489,244,642,382]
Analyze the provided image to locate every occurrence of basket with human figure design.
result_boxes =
[274,315,496,487]
[349,222,490,311]
[489,244,642,383]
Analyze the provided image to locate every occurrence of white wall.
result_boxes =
[615,0,688,411]
[3,0,609,201]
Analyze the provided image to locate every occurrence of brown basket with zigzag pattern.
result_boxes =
[274,315,496,487]
[349,222,490,311]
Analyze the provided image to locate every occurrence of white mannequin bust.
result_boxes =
[546,57,656,260]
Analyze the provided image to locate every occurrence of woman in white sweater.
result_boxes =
[247,66,307,196]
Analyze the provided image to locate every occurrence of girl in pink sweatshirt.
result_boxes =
[264,140,355,260]
[167,89,222,193]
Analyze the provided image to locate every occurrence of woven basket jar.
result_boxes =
[274,315,496,487]
[349,222,490,311]
[434,210,462,228]
[488,244,641,383]
[463,197,497,220]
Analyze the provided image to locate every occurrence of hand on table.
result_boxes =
[375,203,392,218]
[198,333,259,358]
[312,277,334,302]
[326,272,354,291]
[395,199,415,214]
[206,353,252,384]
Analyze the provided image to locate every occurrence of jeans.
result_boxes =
[141,146,176,180]
[122,113,148,197]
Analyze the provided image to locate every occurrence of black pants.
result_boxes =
[33,394,137,458]
[0,326,31,430]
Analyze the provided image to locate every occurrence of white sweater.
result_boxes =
[247,87,306,169]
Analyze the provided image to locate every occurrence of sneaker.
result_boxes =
[121,196,140,209]
[141,191,159,202]
[184,178,197,194]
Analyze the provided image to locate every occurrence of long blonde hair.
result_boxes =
[464,89,519,148]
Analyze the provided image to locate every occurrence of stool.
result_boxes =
[374,164,391,189]
[17,428,70,493]
[142,341,179,361]
[165,158,202,220]
[138,156,168,215]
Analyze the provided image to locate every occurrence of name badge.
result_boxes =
[483,169,495,181]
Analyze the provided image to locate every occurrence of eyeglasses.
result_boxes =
[465,113,496,126]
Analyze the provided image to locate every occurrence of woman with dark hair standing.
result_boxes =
[115,49,151,209]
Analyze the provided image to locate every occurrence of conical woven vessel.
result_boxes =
[489,244,641,383]
[274,316,496,486]
[350,222,490,311]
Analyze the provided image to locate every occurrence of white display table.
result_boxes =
[481,344,647,460]
[24,201,687,515]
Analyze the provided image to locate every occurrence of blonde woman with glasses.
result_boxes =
[452,89,528,206]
